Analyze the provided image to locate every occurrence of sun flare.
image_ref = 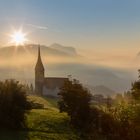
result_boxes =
[10,30,27,46]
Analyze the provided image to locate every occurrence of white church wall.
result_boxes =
[43,86,59,97]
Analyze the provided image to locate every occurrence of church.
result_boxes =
[35,46,68,96]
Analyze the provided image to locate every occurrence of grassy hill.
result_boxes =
[0,95,80,140]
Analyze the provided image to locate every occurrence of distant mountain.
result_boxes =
[0,44,79,58]
[87,85,116,96]
[50,43,77,56]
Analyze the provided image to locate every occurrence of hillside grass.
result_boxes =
[0,95,80,140]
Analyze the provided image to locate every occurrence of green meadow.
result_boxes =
[0,96,80,140]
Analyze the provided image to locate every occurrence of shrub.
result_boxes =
[111,104,140,140]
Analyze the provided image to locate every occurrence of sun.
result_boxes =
[10,30,27,46]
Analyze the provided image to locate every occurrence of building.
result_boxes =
[35,46,68,96]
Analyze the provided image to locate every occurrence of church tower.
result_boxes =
[35,45,44,95]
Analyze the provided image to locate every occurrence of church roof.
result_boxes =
[35,46,44,71]
[44,77,68,89]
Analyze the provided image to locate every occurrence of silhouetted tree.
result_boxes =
[130,70,140,101]
[30,83,34,94]
[58,79,91,131]
[0,80,31,129]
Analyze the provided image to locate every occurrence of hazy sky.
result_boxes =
[0,0,140,60]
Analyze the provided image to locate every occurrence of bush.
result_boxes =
[0,80,31,129]
[111,104,140,140]
[87,104,140,140]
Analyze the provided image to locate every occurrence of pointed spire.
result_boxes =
[38,45,41,61]
[35,45,44,71]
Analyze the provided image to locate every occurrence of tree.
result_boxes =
[30,83,34,94]
[0,80,31,129]
[130,70,140,101]
[58,79,92,130]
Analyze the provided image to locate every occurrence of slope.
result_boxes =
[0,95,80,140]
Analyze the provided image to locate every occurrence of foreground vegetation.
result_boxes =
[1,71,140,140]
[0,95,80,140]
[0,80,31,129]
[58,77,140,140]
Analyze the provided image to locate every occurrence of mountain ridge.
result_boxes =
[0,44,79,58]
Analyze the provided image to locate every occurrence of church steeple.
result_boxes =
[35,45,44,71]
[35,45,44,95]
